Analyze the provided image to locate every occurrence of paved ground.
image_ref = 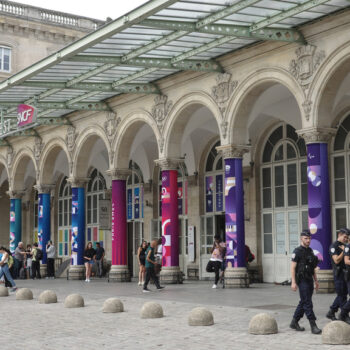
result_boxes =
[2,278,349,350]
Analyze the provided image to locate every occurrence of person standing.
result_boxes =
[0,247,17,292]
[137,241,147,285]
[143,239,164,293]
[25,244,32,279]
[340,234,350,324]
[14,242,26,279]
[94,242,105,278]
[206,235,226,289]
[46,240,56,279]
[326,228,349,321]
[31,243,42,279]
[290,230,321,334]
[83,242,95,282]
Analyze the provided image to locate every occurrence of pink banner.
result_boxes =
[17,104,37,127]
[112,180,127,265]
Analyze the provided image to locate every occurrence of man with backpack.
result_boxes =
[31,243,42,279]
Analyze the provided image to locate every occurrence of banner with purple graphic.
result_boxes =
[9,198,21,254]
[161,170,179,267]
[127,188,132,220]
[71,187,85,266]
[224,158,245,268]
[216,174,224,212]
[307,143,332,269]
[112,180,127,266]
[177,181,183,215]
[38,193,50,264]
[205,176,213,213]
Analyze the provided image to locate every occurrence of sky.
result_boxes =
[11,0,149,21]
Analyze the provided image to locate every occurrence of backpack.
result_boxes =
[7,255,14,268]
[36,248,43,261]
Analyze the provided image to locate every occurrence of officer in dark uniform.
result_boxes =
[290,230,321,334]
[326,228,349,321]
[341,233,350,324]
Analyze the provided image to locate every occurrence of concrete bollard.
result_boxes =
[0,285,9,297]
[16,288,33,300]
[249,313,278,335]
[39,290,57,304]
[188,307,214,326]
[64,294,84,308]
[140,302,163,319]
[322,321,350,345]
[102,298,124,313]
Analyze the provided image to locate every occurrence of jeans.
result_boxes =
[330,276,348,312]
[0,264,16,287]
[96,259,103,277]
[32,261,41,279]
[144,267,160,289]
[293,279,316,321]
[206,260,222,285]
[341,281,350,316]
[14,259,23,279]
[47,258,55,277]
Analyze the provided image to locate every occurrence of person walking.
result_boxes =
[290,230,321,334]
[14,242,26,279]
[137,241,147,285]
[31,243,42,279]
[46,240,56,279]
[0,246,17,292]
[206,235,226,289]
[143,239,164,293]
[83,242,95,282]
[94,242,105,278]
[340,234,350,324]
[326,228,349,321]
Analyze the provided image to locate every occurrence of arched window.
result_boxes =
[86,169,106,247]
[332,114,350,230]
[58,177,72,257]
[261,123,308,282]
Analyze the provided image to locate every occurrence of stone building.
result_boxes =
[0,0,349,289]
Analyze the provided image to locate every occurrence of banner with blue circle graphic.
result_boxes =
[71,187,85,266]
[10,198,21,254]
[38,193,50,264]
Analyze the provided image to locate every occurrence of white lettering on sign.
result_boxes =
[17,104,37,128]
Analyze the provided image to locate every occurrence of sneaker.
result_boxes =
[157,286,165,291]
[143,288,151,293]
[85,279,88,282]
[212,284,217,289]
[45,277,49,280]
[87,279,90,282]
[138,281,141,286]
[10,287,17,292]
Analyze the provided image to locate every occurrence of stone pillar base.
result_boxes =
[108,265,130,282]
[224,267,249,288]
[40,264,47,278]
[160,266,183,284]
[68,265,85,280]
[316,269,334,294]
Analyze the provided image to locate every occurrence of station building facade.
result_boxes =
[0,1,350,287]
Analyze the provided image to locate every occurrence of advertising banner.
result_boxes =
[9,198,21,254]
[177,181,183,215]
[17,104,37,128]
[127,188,132,220]
[216,174,223,212]
[98,199,110,230]
[205,176,213,213]
[38,193,51,264]
[134,187,140,219]
[71,187,85,265]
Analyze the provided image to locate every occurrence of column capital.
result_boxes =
[34,184,55,194]
[66,177,90,188]
[216,144,250,159]
[6,190,25,199]
[106,168,131,181]
[296,127,337,144]
[154,158,183,170]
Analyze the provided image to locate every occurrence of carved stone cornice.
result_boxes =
[296,127,336,144]
[216,144,250,159]
[65,126,77,153]
[104,111,120,141]
[34,184,55,194]
[6,190,25,199]
[106,168,131,181]
[66,177,89,188]
[154,158,183,171]
[151,95,173,133]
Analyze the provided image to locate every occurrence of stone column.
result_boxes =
[155,158,183,284]
[7,191,23,254]
[217,145,250,288]
[106,169,131,282]
[297,127,336,293]
[67,177,88,280]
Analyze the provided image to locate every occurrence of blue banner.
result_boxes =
[10,198,21,254]
[134,187,140,219]
[127,188,132,220]
[38,193,50,264]
[71,187,85,265]
[216,175,223,212]
[205,176,213,213]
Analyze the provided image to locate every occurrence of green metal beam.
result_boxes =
[141,19,305,43]
[37,117,71,126]
[0,101,110,111]
[250,0,329,31]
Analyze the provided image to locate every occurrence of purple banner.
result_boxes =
[225,158,245,268]
[216,174,223,212]
[205,176,213,213]
[71,187,85,266]
[307,143,332,269]
[177,181,183,215]
[161,170,179,267]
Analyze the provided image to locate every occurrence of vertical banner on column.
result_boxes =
[205,176,213,213]
[71,187,85,266]
[307,143,331,269]
[112,180,127,266]
[10,198,21,254]
[225,158,245,268]
[161,170,179,267]
[38,193,50,264]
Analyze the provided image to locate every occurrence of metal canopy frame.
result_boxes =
[0,0,348,139]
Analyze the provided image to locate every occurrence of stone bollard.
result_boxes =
[249,313,278,335]
[188,307,214,326]
[16,288,33,300]
[322,321,350,345]
[0,286,9,297]
[39,290,57,304]
[140,302,163,319]
[64,294,84,308]
[102,298,124,313]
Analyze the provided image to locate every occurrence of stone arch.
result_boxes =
[226,68,305,145]
[112,109,160,170]
[11,147,37,191]
[72,125,111,178]
[0,154,9,182]
[38,137,71,185]
[162,91,222,159]
[309,41,350,128]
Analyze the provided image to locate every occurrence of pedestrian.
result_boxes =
[0,246,17,292]
[340,231,350,324]
[46,240,56,279]
[25,244,32,279]
[94,242,105,278]
[137,240,147,285]
[326,228,349,321]
[83,241,95,282]
[206,235,226,289]
[143,239,165,293]
[14,241,26,279]
[31,243,42,279]
[154,238,162,277]
[290,230,321,334]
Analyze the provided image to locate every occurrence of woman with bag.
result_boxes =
[206,235,226,289]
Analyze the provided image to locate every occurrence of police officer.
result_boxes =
[290,230,321,334]
[341,231,350,324]
[326,228,349,321]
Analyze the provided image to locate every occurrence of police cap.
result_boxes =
[300,230,311,237]
[339,228,350,236]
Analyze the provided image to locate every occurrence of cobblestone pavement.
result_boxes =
[2,279,349,350]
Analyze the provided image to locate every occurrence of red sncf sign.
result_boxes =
[17,104,37,127]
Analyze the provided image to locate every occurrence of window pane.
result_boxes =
[262,168,271,187]
[274,144,284,161]
[300,162,307,183]
[297,138,306,157]
[334,156,345,178]
[288,211,299,253]
[269,126,283,146]
[3,49,10,71]
[216,157,223,170]
[263,213,272,233]
[287,164,297,185]
[264,234,273,254]
[335,179,346,202]
[334,127,348,151]
[287,144,296,159]
[275,213,285,254]
[64,200,68,226]
[206,153,215,172]
[263,142,273,163]
[178,220,182,255]
[302,211,308,231]
[287,124,298,142]
[335,208,347,230]
[301,184,308,205]
[275,187,284,207]
[288,185,297,206]
[275,166,284,186]
[263,189,272,209]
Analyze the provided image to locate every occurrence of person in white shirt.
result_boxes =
[46,240,56,279]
